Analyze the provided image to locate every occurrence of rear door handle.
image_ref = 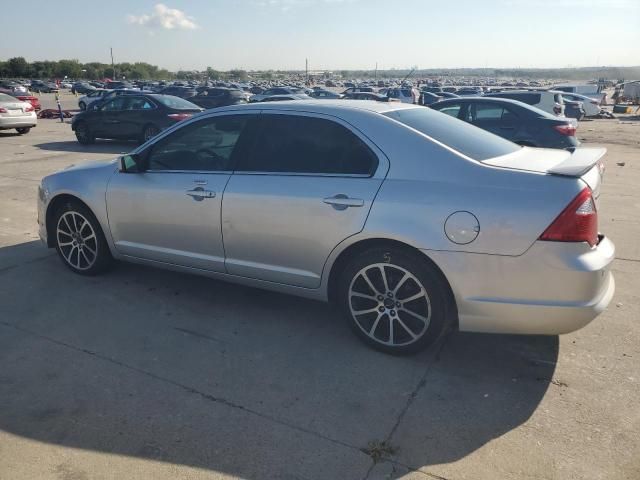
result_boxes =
[323,194,364,210]
[186,188,216,201]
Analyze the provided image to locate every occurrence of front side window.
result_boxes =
[127,97,155,110]
[438,104,462,118]
[237,115,378,176]
[102,97,127,111]
[147,115,253,172]
[473,104,505,121]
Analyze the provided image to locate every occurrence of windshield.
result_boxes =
[384,107,520,161]
[155,95,200,110]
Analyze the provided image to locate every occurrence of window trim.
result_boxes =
[234,111,385,178]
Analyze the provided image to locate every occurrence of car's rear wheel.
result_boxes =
[75,121,94,145]
[141,124,160,143]
[16,127,31,134]
[338,247,451,355]
[53,201,112,276]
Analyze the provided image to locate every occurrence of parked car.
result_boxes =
[386,87,419,104]
[550,84,603,102]
[455,88,483,96]
[308,89,343,99]
[72,82,96,95]
[38,101,614,354]
[0,81,27,94]
[342,87,375,95]
[0,93,37,134]
[71,94,203,144]
[190,88,248,109]
[561,92,601,117]
[485,90,565,116]
[30,81,58,93]
[419,92,444,105]
[258,94,313,102]
[78,89,109,110]
[0,90,41,111]
[249,87,302,102]
[343,92,396,102]
[104,81,132,90]
[86,89,155,110]
[562,99,586,121]
[430,97,579,149]
[156,85,197,99]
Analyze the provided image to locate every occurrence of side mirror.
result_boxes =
[120,153,145,173]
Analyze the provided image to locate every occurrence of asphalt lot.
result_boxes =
[0,92,639,480]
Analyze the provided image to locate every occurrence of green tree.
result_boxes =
[7,57,30,77]
[229,69,248,81]
[55,59,82,78]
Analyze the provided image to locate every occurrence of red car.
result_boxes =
[0,89,41,111]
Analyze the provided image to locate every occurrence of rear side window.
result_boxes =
[384,107,520,161]
[238,115,378,175]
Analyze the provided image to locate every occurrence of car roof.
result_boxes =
[433,96,558,118]
[213,99,417,114]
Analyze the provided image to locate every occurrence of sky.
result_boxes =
[1,0,638,71]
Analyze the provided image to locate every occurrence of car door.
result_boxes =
[120,96,157,138]
[106,112,257,271]
[468,102,509,138]
[98,96,129,138]
[221,112,388,288]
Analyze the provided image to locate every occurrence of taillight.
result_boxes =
[0,107,6,113]
[553,124,576,136]
[539,187,598,247]
[25,105,34,112]
[167,113,192,121]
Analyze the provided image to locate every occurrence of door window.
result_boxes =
[146,115,253,172]
[127,97,156,110]
[438,104,462,118]
[237,115,378,176]
[102,97,127,111]
[473,104,505,121]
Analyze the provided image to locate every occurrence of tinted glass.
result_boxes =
[384,107,520,161]
[438,104,462,118]
[102,97,127,111]
[148,115,252,171]
[155,95,200,110]
[238,115,378,175]
[127,97,155,110]
[474,104,505,120]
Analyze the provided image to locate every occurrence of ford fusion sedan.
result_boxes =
[39,100,614,354]
[71,94,203,144]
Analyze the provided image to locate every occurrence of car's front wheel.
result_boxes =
[16,127,31,134]
[338,247,451,355]
[53,201,112,275]
[74,121,94,144]
[79,101,86,111]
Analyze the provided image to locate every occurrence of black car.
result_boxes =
[104,81,132,90]
[87,89,155,110]
[342,92,393,102]
[71,82,95,94]
[189,88,248,110]
[30,80,58,93]
[71,94,203,144]
[430,97,579,150]
[156,85,197,99]
[419,91,444,105]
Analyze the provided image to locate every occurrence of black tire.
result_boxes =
[141,124,160,143]
[16,127,31,134]
[338,247,452,355]
[79,101,86,111]
[53,200,112,276]
[75,121,94,145]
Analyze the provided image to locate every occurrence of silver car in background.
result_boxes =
[37,101,615,354]
[0,93,37,134]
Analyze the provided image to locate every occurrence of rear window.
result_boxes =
[384,107,520,160]
[0,93,17,102]
[155,95,200,110]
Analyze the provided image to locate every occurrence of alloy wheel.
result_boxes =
[56,211,98,271]
[348,263,431,347]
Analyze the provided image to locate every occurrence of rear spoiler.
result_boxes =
[547,147,606,177]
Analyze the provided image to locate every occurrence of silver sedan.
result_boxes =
[37,100,615,354]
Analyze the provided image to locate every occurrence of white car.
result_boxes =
[78,90,108,110]
[385,87,419,104]
[560,92,601,117]
[0,93,37,134]
[486,91,565,117]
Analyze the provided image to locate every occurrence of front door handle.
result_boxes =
[323,194,364,210]
[186,187,216,201]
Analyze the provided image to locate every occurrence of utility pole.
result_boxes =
[375,62,378,82]
[110,47,116,80]
[305,58,309,85]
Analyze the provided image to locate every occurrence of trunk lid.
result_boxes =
[483,146,606,204]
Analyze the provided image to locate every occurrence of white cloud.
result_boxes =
[126,3,198,30]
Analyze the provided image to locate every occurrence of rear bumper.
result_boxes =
[425,236,615,335]
[0,113,37,129]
